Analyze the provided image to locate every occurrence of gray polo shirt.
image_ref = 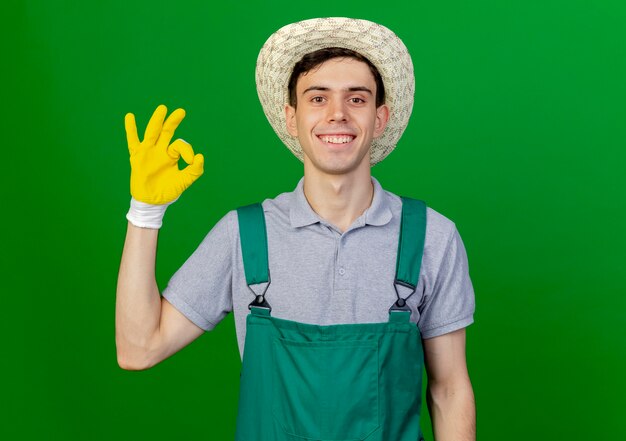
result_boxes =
[162,177,475,359]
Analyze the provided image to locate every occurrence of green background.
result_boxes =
[4,0,625,439]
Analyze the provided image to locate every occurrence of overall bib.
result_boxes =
[235,197,427,441]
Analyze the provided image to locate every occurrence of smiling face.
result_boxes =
[285,57,389,176]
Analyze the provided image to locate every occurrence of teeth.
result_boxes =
[319,135,354,144]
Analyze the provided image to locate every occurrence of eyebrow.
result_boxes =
[302,86,373,95]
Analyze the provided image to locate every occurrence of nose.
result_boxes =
[327,99,347,123]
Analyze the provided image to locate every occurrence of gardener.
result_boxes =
[116,17,476,441]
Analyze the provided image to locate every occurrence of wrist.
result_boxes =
[126,197,177,229]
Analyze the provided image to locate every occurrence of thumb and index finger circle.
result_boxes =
[168,139,196,164]
[183,153,205,179]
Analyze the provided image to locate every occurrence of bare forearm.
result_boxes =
[115,222,161,369]
[427,379,476,441]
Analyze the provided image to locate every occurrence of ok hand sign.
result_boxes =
[125,104,204,205]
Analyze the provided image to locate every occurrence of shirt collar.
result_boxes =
[289,177,393,228]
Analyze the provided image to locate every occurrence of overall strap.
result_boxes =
[236,203,271,312]
[390,197,427,314]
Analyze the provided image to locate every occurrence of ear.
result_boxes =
[285,104,298,137]
[373,104,390,138]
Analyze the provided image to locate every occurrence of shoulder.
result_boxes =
[196,209,239,247]
[381,188,461,275]
[381,187,457,243]
[261,188,295,229]
[425,206,458,250]
[224,187,296,238]
[261,188,292,215]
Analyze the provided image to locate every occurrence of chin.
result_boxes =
[302,143,371,175]
[310,156,369,176]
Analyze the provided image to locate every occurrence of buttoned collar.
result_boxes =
[289,176,393,229]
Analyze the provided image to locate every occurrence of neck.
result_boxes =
[302,164,374,233]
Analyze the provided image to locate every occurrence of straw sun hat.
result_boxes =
[255,17,415,165]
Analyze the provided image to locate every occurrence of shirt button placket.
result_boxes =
[336,234,350,289]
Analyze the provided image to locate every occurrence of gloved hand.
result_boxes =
[125,104,204,229]
[126,104,204,204]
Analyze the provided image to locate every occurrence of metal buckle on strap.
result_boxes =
[248,294,272,311]
[247,274,272,312]
[389,279,415,312]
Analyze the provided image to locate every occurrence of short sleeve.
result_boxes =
[418,227,475,338]
[161,211,236,331]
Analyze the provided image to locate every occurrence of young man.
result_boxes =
[116,17,476,441]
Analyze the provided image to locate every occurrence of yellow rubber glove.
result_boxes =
[125,104,204,205]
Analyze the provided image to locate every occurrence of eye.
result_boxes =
[311,96,325,103]
[349,97,366,104]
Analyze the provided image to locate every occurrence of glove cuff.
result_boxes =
[126,197,177,229]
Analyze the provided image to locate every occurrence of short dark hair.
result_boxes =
[287,47,385,108]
